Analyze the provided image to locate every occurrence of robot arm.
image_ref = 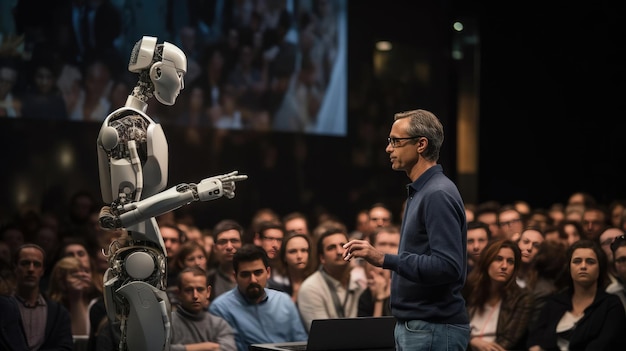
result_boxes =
[99,171,248,230]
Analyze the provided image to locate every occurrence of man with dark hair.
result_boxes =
[297,226,365,331]
[209,244,307,351]
[206,219,244,301]
[170,266,236,351]
[12,243,73,350]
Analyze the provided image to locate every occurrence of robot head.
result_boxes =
[129,36,187,106]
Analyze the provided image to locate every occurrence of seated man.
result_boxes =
[209,244,308,351]
[297,226,366,331]
[170,266,236,351]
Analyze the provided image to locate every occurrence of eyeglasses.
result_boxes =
[387,136,423,148]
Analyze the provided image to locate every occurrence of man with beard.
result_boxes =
[209,244,308,351]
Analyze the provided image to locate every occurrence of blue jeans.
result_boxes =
[395,320,470,351]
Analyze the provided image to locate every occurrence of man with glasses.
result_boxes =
[207,219,244,301]
[608,235,626,311]
[343,109,470,351]
[497,205,524,241]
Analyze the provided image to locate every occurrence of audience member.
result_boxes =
[159,223,186,286]
[0,63,21,117]
[297,225,365,331]
[547,203,565,226]
[11,244,74,350]
[254,220,286,282]
[466,221,492,275]
[358,225,400,317]
[207,219,244,301]
[282,211,311,236]
[527,240,626,350]
[463,239,534,351]
[558,219,585,247]
[525,240,569,326]
[348,209,371,240]
[209,244,308,351]
[168,240,211,309]
[497,205,524,242]
[267,231,316,302]
[367,203,393,237]
[20,61,68,119]
[580,204,609,241]
[475,201,502,240]
[598,226,625,282]
[516,226,545,288]
[527,208,553,232]
[47,256,101,340]
[0,274,28,350]
[607,235,626,310]
[608,199,626,228]
[170,266,236,351]
[246,207,280,244]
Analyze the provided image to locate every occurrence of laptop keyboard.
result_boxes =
[280,344,308,351]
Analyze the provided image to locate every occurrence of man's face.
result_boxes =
[373,231,400,255]
[160,227,182,258]
[259,228,284,260]
[614,246,626,283]
[518,229,544,264]
[319,233,349,270]
[581,210,606,240]
[368,207,392,229]
[498,210,523,241]
[213,230,242,264]
[386,118,419,173]
[15,247,45,290]
[235,259,269,301]
[285,218,308,235]
[467,228,489,264]
[177,271,210,313]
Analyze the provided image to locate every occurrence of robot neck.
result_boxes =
[125,95,148,113]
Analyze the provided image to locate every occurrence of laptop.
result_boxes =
[249,316,397,351]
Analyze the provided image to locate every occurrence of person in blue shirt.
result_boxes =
[343,109,470,351]
[208,244,308,351]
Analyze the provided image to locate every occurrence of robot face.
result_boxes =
[150,42,187,106]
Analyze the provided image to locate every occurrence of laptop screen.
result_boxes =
[249,316,397,351]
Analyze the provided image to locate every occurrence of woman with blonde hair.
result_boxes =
[48,256,101,340]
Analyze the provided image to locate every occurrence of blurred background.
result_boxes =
[1,0,625,230]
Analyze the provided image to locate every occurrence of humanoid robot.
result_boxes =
[96,36,247,351]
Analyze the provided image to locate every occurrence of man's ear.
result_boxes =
[266,266,271,279]
[206,285,212,299]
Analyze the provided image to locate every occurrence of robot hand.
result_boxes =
[201,171,248,200]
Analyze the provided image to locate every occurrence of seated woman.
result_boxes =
[47,256,101,341]
[527,239,626,351]
[463,239,534,351]
[267,232,316,302]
